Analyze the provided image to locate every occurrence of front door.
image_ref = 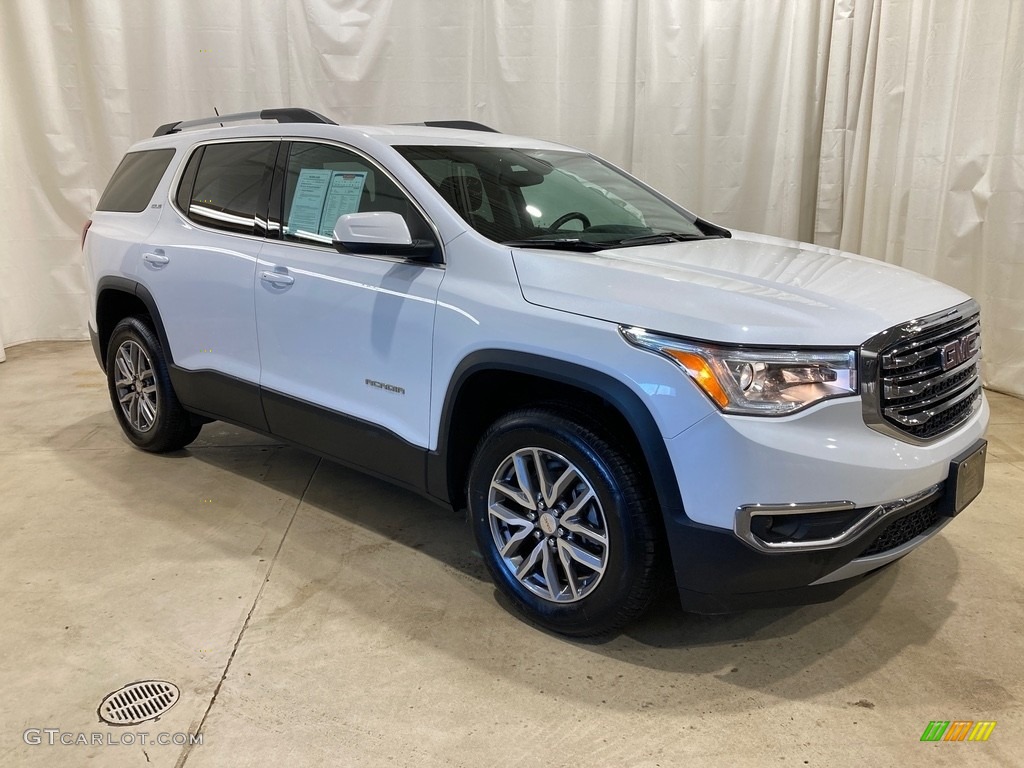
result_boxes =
[254,141,444,488]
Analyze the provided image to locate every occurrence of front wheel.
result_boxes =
[467,407,662,636]
[106,316,201,452]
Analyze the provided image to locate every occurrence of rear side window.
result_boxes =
[182,142,276,235]
[96,149,176,213]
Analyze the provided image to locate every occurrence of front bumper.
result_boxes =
[661,395,989,613]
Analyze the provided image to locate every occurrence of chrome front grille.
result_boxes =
[861,300,982,442]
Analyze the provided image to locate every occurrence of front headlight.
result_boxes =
[621,327,858,415]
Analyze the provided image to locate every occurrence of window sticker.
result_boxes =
[286,168,368,242]
[320,171,368,236]
[286,168,332,239]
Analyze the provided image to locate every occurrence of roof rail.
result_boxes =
[406,120,500,133]
[153,108,336,137]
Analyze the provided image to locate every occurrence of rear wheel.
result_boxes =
[106,316,201,452]
[468,407,661,636]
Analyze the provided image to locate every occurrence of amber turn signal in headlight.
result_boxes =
[662,349,731,408]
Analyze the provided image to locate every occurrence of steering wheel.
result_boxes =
[548,211,591,231]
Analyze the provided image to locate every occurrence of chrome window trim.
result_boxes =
[165,136,446,266]
[734,483,942,553]
[860,298,981,445]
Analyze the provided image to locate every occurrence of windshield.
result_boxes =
[395,146,726,250]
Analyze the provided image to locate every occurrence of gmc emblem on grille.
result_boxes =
[940,332,979,371]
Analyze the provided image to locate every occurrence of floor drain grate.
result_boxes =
[98,680,180,726]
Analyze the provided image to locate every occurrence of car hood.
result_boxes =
[511,230,971,346]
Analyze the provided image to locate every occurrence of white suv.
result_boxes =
[83,108,988,636]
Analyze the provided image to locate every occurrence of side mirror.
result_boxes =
[332,212,437,261]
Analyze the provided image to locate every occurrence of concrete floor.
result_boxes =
[0,341,1021,767]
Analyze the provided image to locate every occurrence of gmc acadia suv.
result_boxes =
[83,108,988,636]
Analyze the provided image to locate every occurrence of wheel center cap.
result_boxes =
[538,512,558,536]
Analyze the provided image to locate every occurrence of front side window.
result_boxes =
[396,146,722,250]
[281,142,434,250]
[180,142,276,235]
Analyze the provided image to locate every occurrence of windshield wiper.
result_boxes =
[502,231,724,252]
[612,232,723,247]
[502,238,607,252]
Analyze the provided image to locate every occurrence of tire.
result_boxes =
[467,406,662,637]
[105,316,201,452]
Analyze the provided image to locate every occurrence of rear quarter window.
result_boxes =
[96,149,176,213]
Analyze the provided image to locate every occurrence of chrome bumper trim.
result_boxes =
[735,483,942,553]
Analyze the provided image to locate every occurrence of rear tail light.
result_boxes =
[81,220,92,250]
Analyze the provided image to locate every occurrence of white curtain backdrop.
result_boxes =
[1,0,1020,395]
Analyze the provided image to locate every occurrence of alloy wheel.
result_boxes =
[113,340,159,432]
[487,447,609,603]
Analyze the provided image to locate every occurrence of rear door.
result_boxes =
[136,139,277,428]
